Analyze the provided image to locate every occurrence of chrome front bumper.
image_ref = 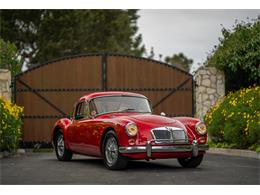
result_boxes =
[119,141,209,158]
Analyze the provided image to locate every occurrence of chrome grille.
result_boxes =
[152,129,172,140]
[172,130,186,140]
[151,127,188,144]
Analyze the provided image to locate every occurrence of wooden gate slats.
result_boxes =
[14,53,193,143]
[152,78,191,109]
[17,78,68,117]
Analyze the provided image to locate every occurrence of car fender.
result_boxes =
[52,118,72,149]
[99,118,132,148]
[173,117,207,144]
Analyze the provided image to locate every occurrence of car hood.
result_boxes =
[127,114,176,125]
[99,113,185,129]
[98,113,195,143]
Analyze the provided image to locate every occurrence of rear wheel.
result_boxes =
[177,154,204,168]
[54,130,73,161]
[102,130,128,170]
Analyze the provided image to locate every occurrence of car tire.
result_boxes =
[102,130,128,170]
[54,129,73,161]
[177,154,204,168]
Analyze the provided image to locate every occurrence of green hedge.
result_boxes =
[0,97,23,151]
[204,85,260,150]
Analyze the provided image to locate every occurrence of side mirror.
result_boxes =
[160,112,166,116]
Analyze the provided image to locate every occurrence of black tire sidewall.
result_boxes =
[178,154,204,168]
[54,130,72,161]
[54,130,63,160]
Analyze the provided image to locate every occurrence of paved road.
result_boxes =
[0,152,259,184]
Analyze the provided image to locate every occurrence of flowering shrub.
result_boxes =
[0,97,23,151]
[204,85,260,149]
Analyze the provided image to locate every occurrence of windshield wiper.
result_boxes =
[118,108,136,112]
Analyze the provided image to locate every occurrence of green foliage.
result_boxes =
[206,19,260,92]
[0,97,23,152]
[207,141,237,149]
[165,52,193,72]
[0,39,22,77]
[0,10,145,65]
[208,141,260,153]
[249,144,260,153]
[204,85,260,149]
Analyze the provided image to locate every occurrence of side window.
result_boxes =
[74,101,90,120]
[89,100,97,117]
[85,103,90,119]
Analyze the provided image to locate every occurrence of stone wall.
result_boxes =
[195,67,225,120]
[0,69,11,101]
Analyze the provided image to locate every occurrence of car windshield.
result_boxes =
[91,96,152,115]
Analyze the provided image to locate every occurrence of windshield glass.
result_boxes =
[91,96,151,115]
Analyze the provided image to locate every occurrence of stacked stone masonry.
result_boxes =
[0,69,11,101]
[195,67,225,120]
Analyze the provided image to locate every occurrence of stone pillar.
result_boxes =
[195,67,225,120]
[0,69,11,101]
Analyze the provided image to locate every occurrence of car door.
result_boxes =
[67,100,99,155]
[82,100,103,156]
[67,101,87,153]
[75,101,95,155]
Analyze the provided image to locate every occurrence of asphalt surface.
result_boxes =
[0,152,259,184]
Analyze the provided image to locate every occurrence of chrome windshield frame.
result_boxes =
[88,95,152,117]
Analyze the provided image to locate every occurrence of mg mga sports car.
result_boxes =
[52,91,209,170]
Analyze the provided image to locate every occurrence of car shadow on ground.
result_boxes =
[48,157,204,172]
[127,160,182,170]
[126,160,204,172]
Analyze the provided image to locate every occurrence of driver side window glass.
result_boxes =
[75,102,90,120]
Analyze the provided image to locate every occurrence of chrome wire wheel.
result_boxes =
[105,136,119,166]
[103,130,128,170]
[57,134,65,157]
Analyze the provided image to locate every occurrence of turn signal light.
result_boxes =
[128,139,136,145]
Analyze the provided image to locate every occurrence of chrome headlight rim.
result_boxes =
[125,122,138,137]
[195,121,207,135]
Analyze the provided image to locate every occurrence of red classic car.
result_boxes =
[52,91,208,170]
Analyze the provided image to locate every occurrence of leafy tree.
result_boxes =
[206,18,260,92]
[164,52,193,72]
[0,39,21,77]
[0,10,43,65]
[0,10,145,66]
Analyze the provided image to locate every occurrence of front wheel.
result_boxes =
[177,154,204,168]
[102,130,128,170]
[54,130,73,161]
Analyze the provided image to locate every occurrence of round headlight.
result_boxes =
[195,122,207,135]
[125,122,138,137]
